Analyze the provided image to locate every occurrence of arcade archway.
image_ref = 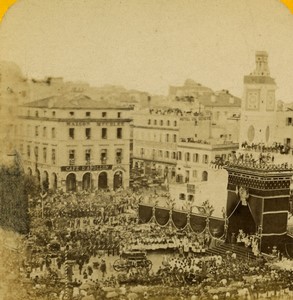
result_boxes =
[35,169,41,186]
[98,172,108,189]
[66,173,77,192]
[42,171,49,192]
[82,172,92,191]
[51,173,58,191]
[113,171,123,190]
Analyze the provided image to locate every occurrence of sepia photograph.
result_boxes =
[0,0,293,299]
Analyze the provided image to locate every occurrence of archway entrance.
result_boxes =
[42,171,49,192]
[98,172,108,189]
[51,173,58,191]
[113,171,123,190]
[82,172,92,191]
[35,169,41,186]
[66,173,76,192]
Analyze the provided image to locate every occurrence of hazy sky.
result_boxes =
[0,0,292,100]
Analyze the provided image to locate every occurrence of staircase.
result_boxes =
[206,242,257,261]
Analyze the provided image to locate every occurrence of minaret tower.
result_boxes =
[240,51,277,146]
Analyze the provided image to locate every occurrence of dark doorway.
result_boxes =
[42,171,49,192]
[51,173,57,191]
[113,171,123,190]
[98,172,108,189]
[82,172,92,191]
[66,173,76,192]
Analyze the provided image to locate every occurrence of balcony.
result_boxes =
[69,159,75,166]
[116,157,122,164]
[101,157,107,165]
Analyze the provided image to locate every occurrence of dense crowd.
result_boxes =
[1,185,291,300]
[241,141,291,155]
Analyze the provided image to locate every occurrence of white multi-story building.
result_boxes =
[17,93,133,192]
[132,108,179,181]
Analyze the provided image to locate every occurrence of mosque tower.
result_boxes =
[239,51,277,146]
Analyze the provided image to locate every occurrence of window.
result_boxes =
[52,127,56,139]
[166,134,169,142]
[116,149,122,164]
[102,112,107,118]
[117,112,121,118]
[85,128,91,139]
[177,151,182,160]
[152,149,156,158]
[43,147,47,163]
[85,149,91,164]
[69,111,74,117]
[52,149,56,164]
[34,146,39,161]
[185,152,190,161]
[160,120,163,126]
[27,145,31,158]
[86,112,91,117]
[102,128,107,139]
[173,134,177,143]
[35,111,39,117]
[179,193,186,200]
[148,119,151,125]
[43,127,47,138]
[287,117,293,126]
[154,120,157,125]
[174,120,177,126]
[202,154,209,164]
[165,151,169,158]
[188,195,194,201]
[35,126,39,137]
[101,149,107,164]
[172,152,176,159]
[158,150,163,158]
[69,150,75,165]
[69,128,75,139]
[117,128,122,139]
[52,111,56,117]
[193,153,199,163]
[140,148,144,156]
[167,120,170,126]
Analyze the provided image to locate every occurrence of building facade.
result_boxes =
[132,108,179,181]
[17,93,133,192]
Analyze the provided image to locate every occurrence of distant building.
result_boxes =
[132,108,179,182]
[239,51,293,165]
[0,61,28,163]
[132,105,239,187]
[169,79,213,101]
[17,93,133,192]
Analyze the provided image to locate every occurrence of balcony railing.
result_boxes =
[101,158,107,165]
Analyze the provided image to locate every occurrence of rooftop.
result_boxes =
[22,93,129,110]
[199,90,241,108]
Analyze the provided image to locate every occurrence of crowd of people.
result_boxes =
[1,184,292,300]
[241,141,291,155]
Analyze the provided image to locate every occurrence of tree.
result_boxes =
[0,153,39,234]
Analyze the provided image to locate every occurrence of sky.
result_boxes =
[0,0,293,101]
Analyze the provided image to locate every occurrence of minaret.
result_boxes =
[239,51,277,146]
